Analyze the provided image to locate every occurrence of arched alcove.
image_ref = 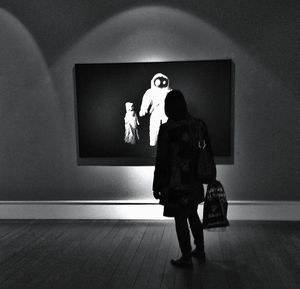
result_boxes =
[0,8,68,198]
[51,6,299,201]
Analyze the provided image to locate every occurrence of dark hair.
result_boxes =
[164,89,189,120]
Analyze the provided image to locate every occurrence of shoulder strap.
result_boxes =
[197,119,206,148]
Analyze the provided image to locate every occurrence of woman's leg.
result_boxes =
[188,206,204,253]
[174,210,192,258]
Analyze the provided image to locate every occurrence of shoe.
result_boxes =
[191,249,206,261]
[170,257,193,268]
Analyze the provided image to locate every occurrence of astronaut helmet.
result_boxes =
[151,73,169,89]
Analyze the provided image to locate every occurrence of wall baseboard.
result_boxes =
[0,201,299,220]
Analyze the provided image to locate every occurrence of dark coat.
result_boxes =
[153,116,212,216]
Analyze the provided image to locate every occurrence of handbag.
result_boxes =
[202,180,229,229]
[197,121,216,184]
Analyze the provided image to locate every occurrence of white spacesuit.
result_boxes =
[139,73,172,146]
[124,102,140,145]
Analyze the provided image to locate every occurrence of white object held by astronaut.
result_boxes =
[124,102,140,145]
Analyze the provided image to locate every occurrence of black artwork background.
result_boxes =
[74,60,233,164]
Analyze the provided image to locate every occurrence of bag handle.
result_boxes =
[197,120,206,150]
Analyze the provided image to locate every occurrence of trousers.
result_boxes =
[174,205,204,257]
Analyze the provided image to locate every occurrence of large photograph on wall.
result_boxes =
[74,59,234,165]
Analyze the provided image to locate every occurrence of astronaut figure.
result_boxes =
[139,73,172,146]
[124,102,140,145]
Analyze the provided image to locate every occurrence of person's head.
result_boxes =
[164,89,189,121]
[151,73,169,89]
[125,102,134,112]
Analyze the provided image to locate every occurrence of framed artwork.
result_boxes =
[74,59,234,165]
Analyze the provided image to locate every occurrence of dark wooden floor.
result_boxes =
[0,220,299,289]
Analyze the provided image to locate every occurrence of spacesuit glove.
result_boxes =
[139,110,146,117]
[153,191,161,200]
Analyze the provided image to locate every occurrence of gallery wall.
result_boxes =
[0,0,299,201]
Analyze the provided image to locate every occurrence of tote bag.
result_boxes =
[203,180,229,229]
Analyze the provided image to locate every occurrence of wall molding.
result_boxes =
[0,200,299,220]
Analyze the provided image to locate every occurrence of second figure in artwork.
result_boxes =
[124,102,140,145]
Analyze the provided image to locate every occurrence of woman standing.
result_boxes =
[153,89,212,268]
